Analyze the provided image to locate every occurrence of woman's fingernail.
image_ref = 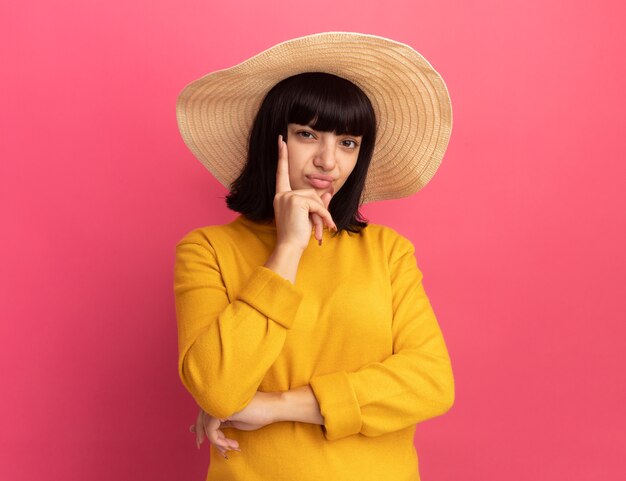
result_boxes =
[318,238,322,246]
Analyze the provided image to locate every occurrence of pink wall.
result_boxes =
[2,1,625,479]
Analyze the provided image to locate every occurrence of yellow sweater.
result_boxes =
[174,215,454,481]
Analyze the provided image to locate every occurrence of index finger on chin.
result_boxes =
[275,134,292,193]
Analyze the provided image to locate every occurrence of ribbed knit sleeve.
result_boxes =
[310,234,455,441]
[174,234,304,419]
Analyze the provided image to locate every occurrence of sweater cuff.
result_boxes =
[237,266,303,329]
[310,371,362,440]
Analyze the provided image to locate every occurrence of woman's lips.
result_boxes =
[307,177,333,189]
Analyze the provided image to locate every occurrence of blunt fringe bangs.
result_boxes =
[226,72,377,233]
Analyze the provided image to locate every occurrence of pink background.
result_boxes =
[2,1,625,479]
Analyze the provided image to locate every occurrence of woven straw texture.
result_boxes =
[176,32,452,203]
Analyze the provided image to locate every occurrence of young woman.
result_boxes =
[174,32,454,481]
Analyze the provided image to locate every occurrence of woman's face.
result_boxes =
[285,123,362,197]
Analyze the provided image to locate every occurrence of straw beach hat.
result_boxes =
[176,32,452,203]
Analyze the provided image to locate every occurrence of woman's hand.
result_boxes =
[189,410,240,459]
[189,392,279,458]
[274,134,336,251]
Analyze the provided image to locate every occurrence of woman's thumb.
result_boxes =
[321,192,332,209]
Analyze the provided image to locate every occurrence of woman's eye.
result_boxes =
[297,131,315,139]
[341,139,358,149]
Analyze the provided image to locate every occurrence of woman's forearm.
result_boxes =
[275,385,324,425]
[227,386,323,428]
[264,243,304,284]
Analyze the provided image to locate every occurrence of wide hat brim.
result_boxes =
[176,32,452,203]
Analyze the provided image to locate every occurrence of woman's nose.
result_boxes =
[313,143,336,170]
